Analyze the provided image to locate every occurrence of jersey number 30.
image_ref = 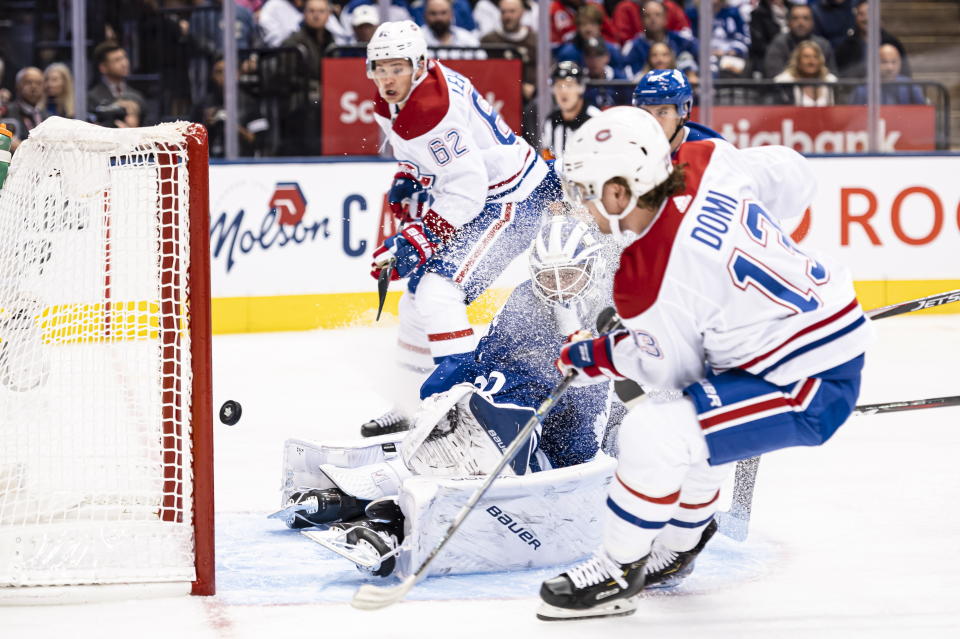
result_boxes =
[728,201,829,314]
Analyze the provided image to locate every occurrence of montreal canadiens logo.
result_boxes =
[595,129,611,142]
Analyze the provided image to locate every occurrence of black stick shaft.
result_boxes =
[865,289,960,320]
[853,395,960,416]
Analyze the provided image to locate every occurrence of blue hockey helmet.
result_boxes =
[528,215,605,308]
[632,69,693,119]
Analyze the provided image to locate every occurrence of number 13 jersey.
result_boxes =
[611,139,873,390]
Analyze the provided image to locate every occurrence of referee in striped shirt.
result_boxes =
[540,61,601,163]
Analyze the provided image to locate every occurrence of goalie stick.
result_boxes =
[351,311,623,610]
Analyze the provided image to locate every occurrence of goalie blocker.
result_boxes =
[274,384,615,577]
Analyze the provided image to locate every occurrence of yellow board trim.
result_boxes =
[210,280,960,334]
[211,287,514,334]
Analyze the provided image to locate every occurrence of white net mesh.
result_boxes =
[0,118,199,588]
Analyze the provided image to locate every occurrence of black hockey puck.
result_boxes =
[219,400,242,425]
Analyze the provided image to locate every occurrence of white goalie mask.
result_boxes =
[562,106,673,239]
[528,215,604,310]
[366,20,428,80]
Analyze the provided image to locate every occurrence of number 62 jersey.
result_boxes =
[373,60,547,228]
[610,139,873,391]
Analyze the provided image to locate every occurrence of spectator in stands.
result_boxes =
[191,57,270,157]
[612,0,690,44]
[283,0,337,69]
[582,37,630,108]
[423,0,486,58]
[774,39,837,106]
[550,0,621,46]
[350,5,380,43]
[0,57,10,107]
[111,98,142,128]
[763,2,836,78]
[481,0,538,101]
[850,43,925,105]
[748,0,788,77]
[4,67,45,143]
[638,40,699,84]
[555,5,626,70]
[811,0,855,50]
[260,0,305,47]
[43,63,75,119]
[621,0,698,79]
[687,0,750,77]
[835,0,910,78]
[88,43,147,120]
[190,0,259,55]
[541,61,599,160]
[342,0,412,35]
[411,0,479,33]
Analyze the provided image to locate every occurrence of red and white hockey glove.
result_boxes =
[556,330,630,385]
[370,222,440,281]
[387,172,433,221]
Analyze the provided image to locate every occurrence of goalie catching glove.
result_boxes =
[556,329,630,385]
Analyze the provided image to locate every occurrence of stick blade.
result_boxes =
[351,575,417,611]
[715,511,750,542]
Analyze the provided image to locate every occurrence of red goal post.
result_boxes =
[0,117,214,601]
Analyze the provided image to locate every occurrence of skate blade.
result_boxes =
[266,503,306,522]
[301,528,383,569]
[536,597,638,621]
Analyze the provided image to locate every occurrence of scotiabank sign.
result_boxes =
[322,58,522,156]
[691,105,937,152]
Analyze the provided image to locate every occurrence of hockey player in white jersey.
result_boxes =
[536,107,872,620]
[364,20,561,420]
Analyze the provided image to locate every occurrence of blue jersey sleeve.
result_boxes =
[684,121,724,142]
[419,281,610,469]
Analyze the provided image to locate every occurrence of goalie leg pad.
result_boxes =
[395,454,617,578]
[280,434,404,505]
[400,384,537,477]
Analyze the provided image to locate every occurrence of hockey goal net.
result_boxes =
[0,117,214,600]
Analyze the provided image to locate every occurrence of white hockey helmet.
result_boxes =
[528,215,605,308]
[366,20,428,78]
[562,106,673,236]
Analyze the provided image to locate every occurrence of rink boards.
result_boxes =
[206,155,960,333]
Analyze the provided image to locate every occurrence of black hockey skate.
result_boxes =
[307,498,405,577]
[537,552,648,621]
[644,519,718,589]
[272,488,368,529]
[360,410,411,438]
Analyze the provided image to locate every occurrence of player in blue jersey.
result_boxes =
[632,68,722,155]
[273,215,623,577]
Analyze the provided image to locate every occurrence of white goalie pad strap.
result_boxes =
[395,454,617,578]
[280,434,404,505]
[319,458,412,501]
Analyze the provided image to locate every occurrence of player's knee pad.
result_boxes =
[680,459,735,504]
[616,397,707,494]
[415,273,474,358]
[413,273,466,316]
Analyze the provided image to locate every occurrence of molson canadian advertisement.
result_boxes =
[207,157,960,333]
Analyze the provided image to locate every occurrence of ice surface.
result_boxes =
[3,317,959,638]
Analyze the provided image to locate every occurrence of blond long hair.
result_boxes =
[44,63,75,119]
[785,40,829,80]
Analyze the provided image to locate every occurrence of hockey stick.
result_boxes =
[852,394,960,416]
[351,369,581,610]
[864,288,960,320]
[375,258,396,322]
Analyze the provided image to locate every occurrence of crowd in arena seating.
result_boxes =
[0,0,929,157]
